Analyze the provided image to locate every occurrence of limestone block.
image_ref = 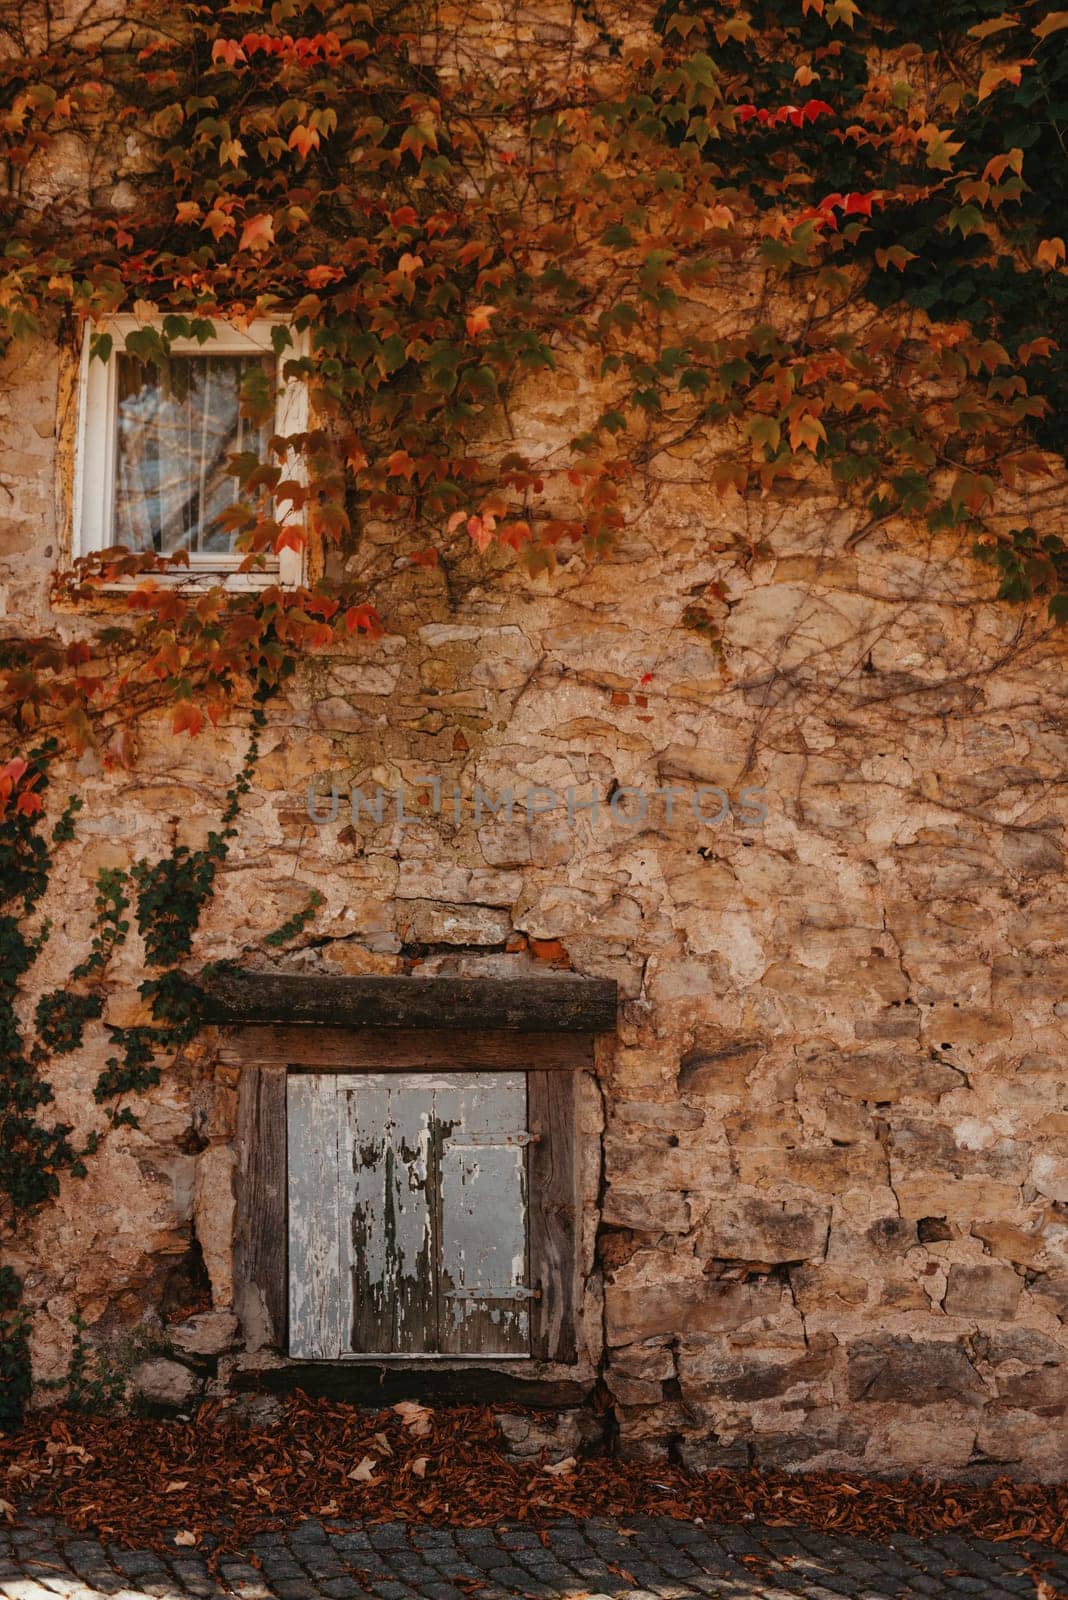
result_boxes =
[605,1373,665,1405]
[695,1199,831,1265]
[847,1336,986,1406]
[613,1101,705,1133]
[1032,1150,1068,1203]
[736,1141,889,1195]
[976,1409,1068,1475]
[894,1177,1023,1221]
[973,1328,1065,1368]
[943,1263,1022,1320]
[192,1145,236,1307]
[606,1256,786,1344]
[865,1412,977,1473]
[789,1267,869,1312]
[678,1346,834,1402]
[497,1409,600,1462]
[677,1040,763,1094]
[1001,828,1063,877]
[605,1133,729,1193]
[130,1358,200,1410]
[477,819,572,867]
[601,1185,691,1234]
[170,1310,241,1359]
[800,1051,964,1103]
[1027,1272,1068,1319]
[753,1410,869,1469]
[395,862,522,905]
[397,899,512,945]
[609,1340,676,1381]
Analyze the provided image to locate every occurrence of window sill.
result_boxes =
[53,569,299,612]
[95,572,294,593]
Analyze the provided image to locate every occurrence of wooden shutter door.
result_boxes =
[339,1075,436,1355]
[287,1071,531,1358]
[438,1072,529,1357]
[287,1073,343,1359]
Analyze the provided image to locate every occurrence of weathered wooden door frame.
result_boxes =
[230,1026,597,1366]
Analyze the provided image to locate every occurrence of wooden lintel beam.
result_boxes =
[202,972,617,1034]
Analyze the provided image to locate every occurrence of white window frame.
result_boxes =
[72,315,310,588]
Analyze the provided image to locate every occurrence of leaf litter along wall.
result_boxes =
[0,0,1066,1479]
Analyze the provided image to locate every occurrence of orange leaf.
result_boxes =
[1036,237,1066,270]
[238,213,275,253]
[788,411,827,453]
[171,704,204,737]
[306,265,344,288]
[288,124,320,160]
[977,63,1023,101]
[465,304,496,338]
[1034,10,1068,40]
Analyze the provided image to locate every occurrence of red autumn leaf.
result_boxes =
[497,520,531,550]
[343,603,382,636]
[467,514,496,552]
[211,38,246,68]
[171,703,203,737]
[0,758,28,790]
[386,450,416,480]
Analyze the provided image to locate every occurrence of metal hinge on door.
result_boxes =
[448,1131,540,1147]
[445,1285,541,1301]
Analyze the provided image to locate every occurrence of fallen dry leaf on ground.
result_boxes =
[393,1401,432,1438]
[0,1398,1062,1565]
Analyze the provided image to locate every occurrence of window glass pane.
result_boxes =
[112,352,275,556]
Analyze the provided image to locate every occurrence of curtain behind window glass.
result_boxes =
[112,353,275,555]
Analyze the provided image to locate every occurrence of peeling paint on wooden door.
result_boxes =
[287,1072,530,1358]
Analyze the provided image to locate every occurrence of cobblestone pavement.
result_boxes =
[2,1514,1066,1600]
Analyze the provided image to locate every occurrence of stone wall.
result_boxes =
[2,247,1068,1479]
